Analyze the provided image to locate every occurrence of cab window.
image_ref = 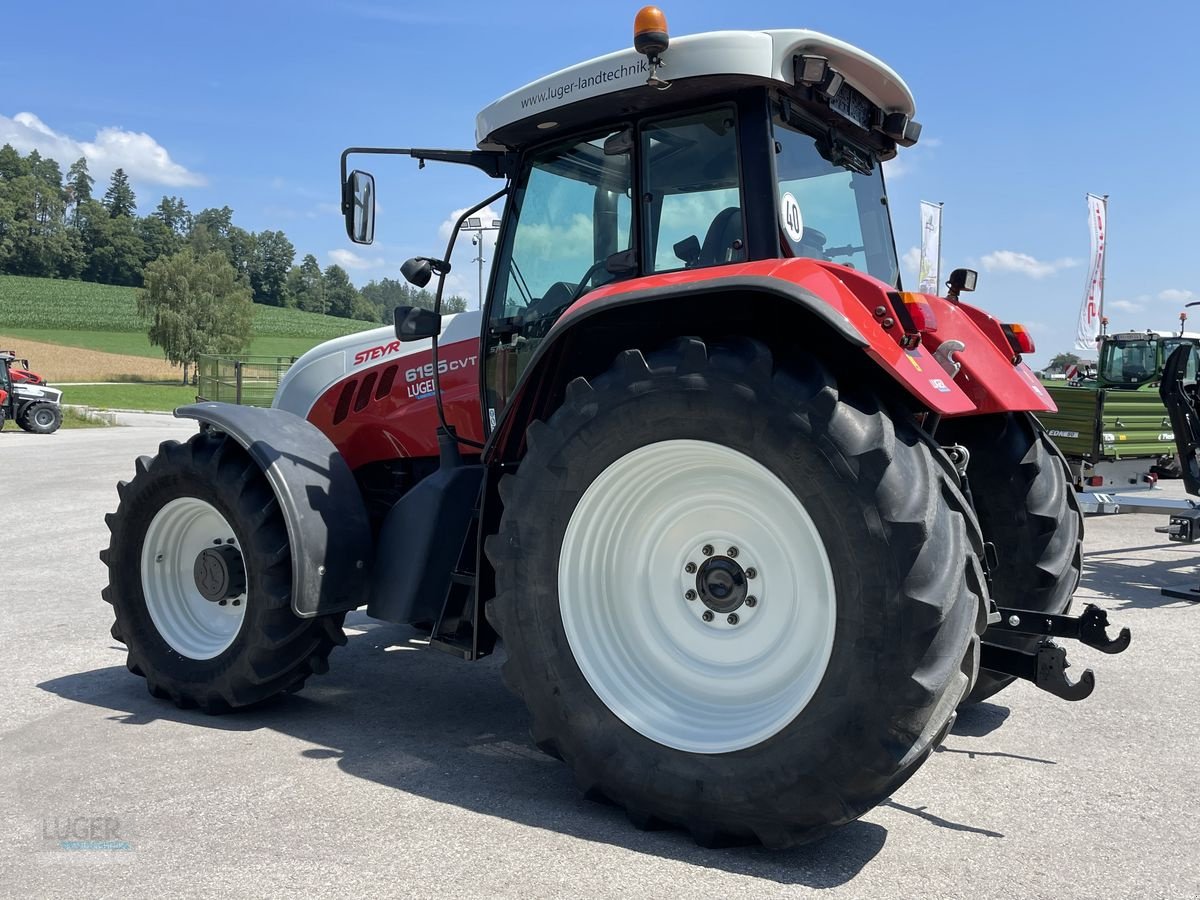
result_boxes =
[772,112,899,285]
[642,107,743,272]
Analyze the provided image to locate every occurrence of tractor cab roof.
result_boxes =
[476,29,918,157]
[1106,330,1200,341]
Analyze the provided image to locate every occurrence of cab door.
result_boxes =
[481,129,633,431]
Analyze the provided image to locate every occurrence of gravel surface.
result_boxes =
[1,419,1197,899]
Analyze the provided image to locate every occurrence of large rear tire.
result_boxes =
[102,431,346,712]
[940,413,1083,704]
[486,337,989,847]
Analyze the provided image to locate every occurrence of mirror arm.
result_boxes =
[340,147,514,197]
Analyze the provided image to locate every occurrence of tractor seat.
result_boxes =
[698,207,746,267]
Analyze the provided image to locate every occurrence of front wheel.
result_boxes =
[486,337,989,847]
[102,432,346,712]
[19,401,62,434]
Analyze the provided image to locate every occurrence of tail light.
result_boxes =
[896,292,939,333]
[1087,475,1105,487]
[1001,323,1035,357]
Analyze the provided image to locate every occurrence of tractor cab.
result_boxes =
[341,16,919,435]
[1096,330,1200,389]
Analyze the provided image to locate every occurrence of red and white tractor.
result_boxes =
[102,10,1128,847]
[0,350,63,434]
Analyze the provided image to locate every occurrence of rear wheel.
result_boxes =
[102,431,346,712]
[487,337,988,847]
[18,401,62,434]
[940,413,1083,704]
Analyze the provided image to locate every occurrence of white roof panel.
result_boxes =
[476,28,916,148]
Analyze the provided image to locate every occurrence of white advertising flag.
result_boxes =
[1074,194,1107,351]
[918,201,942,294]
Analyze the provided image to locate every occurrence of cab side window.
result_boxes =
[642,108,743,273]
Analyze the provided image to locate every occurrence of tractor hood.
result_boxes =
[14,383,61,404]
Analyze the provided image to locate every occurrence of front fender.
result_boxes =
[175,403,372,618]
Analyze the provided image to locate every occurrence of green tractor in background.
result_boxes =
[1040,317,1198,488]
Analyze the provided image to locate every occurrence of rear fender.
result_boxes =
[175,403,372,618]
[486,269,975,461]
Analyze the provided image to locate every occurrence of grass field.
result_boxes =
[0,274,376,361]
[63,384,197,412]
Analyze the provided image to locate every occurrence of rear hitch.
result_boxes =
[991,603,1131,654]
[980,603,1131,701]
[980,642,1095,701]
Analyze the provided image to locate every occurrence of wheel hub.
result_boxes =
[680,541,761,628]
[695,556,747,614]
[193,543,246,603]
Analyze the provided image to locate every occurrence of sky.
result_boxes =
[2,0,1197,363]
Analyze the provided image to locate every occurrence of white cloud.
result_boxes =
[902,246,920,278]
[1108,299,1143,314]
[1159,288,1195,303]
[0,111,204,187]
[328,248,382,270]
[979,250,1080,279]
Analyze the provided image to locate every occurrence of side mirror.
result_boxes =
[946,268,978,294]
[394,305,442,342]
[343,170,376,244]
[401,257,432,288]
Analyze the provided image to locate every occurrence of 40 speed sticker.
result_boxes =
[780,192,804,243]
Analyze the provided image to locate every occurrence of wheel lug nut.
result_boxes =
[745,567,756,579]
[702,610,714,622]
[746,596,757,607]
[212,539,222,545]
[685,562,697,574]
[685,589,697,601]
[702,544,713,556]
[727,613,739,625]
[218,599,227,606]
[727,546,738,558]
[232,599,241,606]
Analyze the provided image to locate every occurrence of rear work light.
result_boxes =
[1001,323,1036,358]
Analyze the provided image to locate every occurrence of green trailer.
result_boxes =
[1040,329,1199,487]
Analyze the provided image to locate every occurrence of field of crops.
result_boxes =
[0,274,371,341]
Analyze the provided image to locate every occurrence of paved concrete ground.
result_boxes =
[1,419,1197,899]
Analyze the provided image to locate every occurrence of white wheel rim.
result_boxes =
[559,439,837,754]
[140,497,247,660]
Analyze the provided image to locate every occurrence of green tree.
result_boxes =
[322,264,360,318]
[151,195,191,236]
[103,167,137,217]
[137,214,179,266]
[66,157,94,223]
[0,143,26,181]
[1048,352,1081,373]
[79,198,147,285]
[287,254,326,313]
[443,295,468,314]
[250,229,295,306]
[138,249,254,383]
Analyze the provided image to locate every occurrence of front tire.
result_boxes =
[486,338,988,847]
[102,431,346,712]
[19,401,62,434]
